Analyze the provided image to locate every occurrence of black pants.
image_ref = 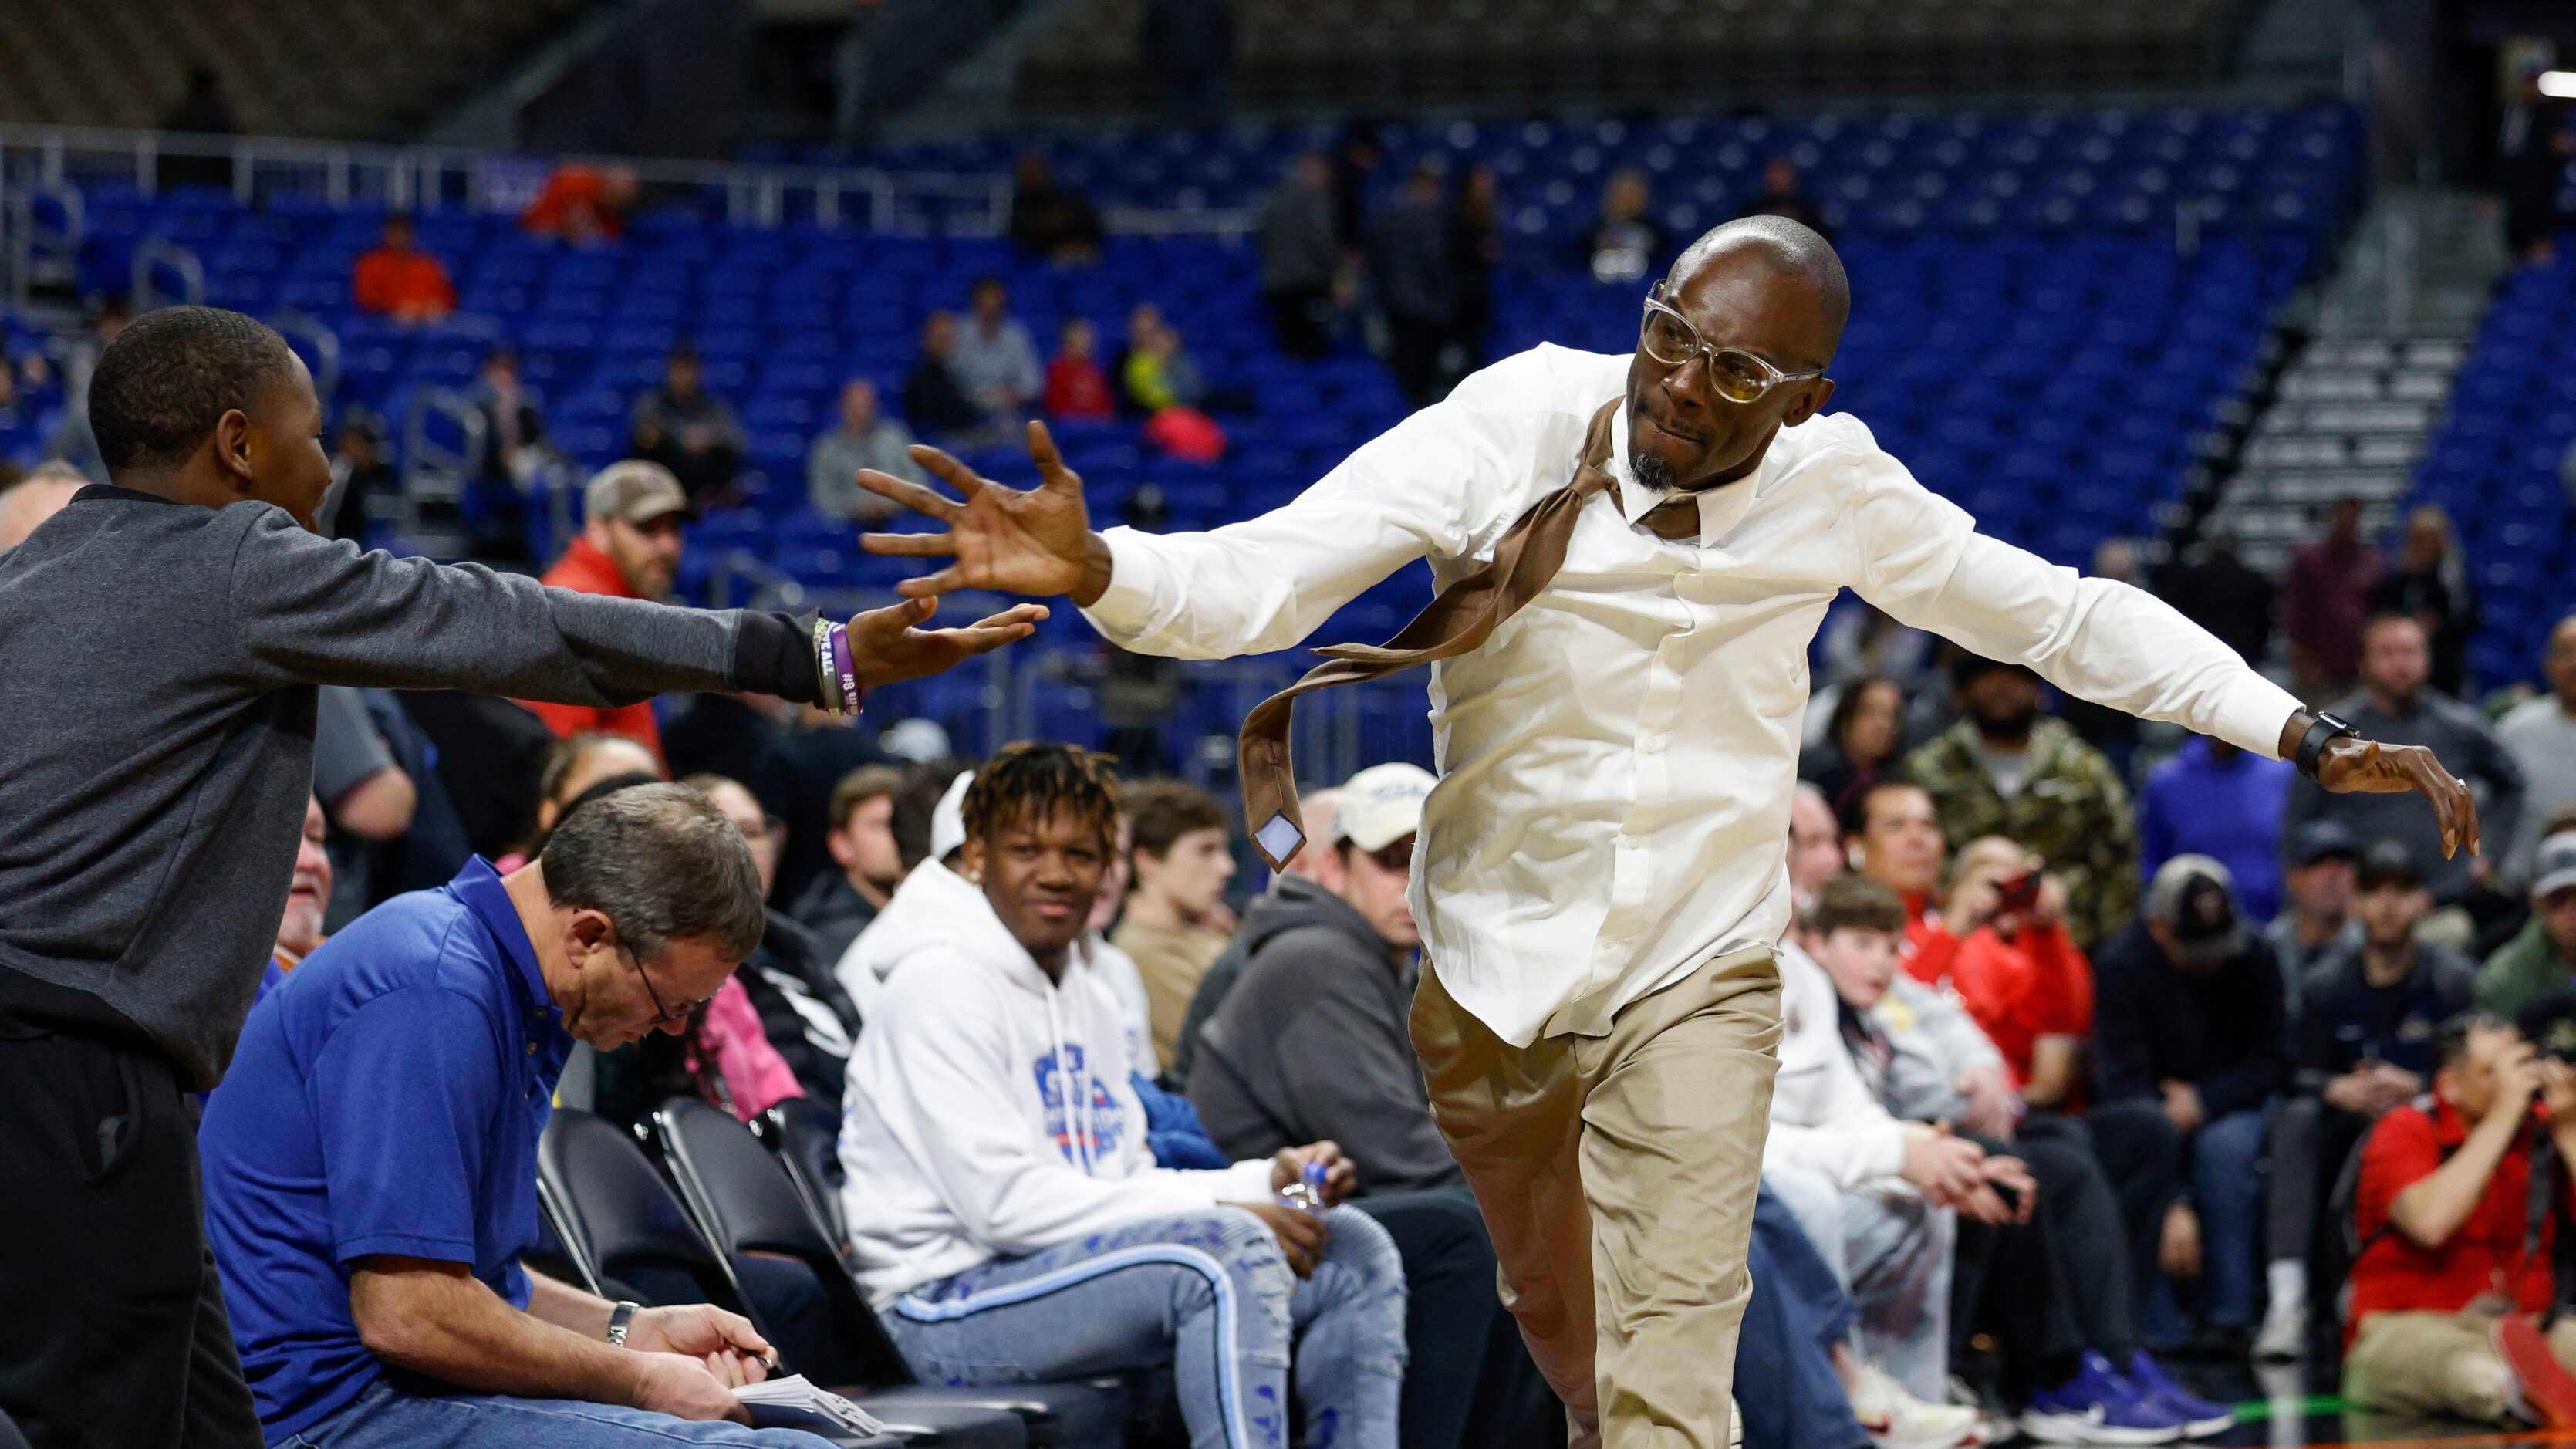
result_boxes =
[0,1027,262,1449]
[1386,314,1451,408]
[2081,1100,2185,1329]
[1353,1187,1564,1449]
[1265,288,1334,360]
[1956,1117,2142,1396]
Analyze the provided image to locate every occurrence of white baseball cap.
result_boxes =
[1333,763,1436,853]
[2534,831,2576,900]
[930,769,974,863]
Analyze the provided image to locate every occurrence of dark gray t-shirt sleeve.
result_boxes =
[312,685,396,803]
[221,506,821,706]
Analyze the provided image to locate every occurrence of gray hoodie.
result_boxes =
[0,488,820,1086]
[1187,878,1460,1193]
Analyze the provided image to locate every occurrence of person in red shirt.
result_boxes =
[520,164,638,243]
[349,215,455,323]
[1045,317,1117,421]
[1943,836,2093,1110]
[519,461,690,756]
[2342,1012,2576,1423]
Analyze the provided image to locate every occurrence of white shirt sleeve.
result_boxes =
[1839,449,2302,757]
[1080,352,1570,660]
[873,957,1271,1258]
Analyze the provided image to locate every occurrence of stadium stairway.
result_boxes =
[2203,190,2507,584]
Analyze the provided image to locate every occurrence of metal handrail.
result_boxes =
[130,235,204,309]
[0,120,1246,239]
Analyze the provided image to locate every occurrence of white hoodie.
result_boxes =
[1766,941,1910,1191]
[837,869,1274,1307]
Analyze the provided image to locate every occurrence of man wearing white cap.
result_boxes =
[522,460,696,752]
[1190,762,1443,1189]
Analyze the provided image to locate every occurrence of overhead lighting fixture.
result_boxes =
[2539,69,2576,100]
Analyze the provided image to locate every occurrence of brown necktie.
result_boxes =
[1237,398,1626,869]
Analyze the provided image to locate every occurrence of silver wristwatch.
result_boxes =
[606,1299,640,1348]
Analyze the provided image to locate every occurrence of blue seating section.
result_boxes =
[7,104,2362,762]
[2409,252,2576,688]
[763,105,2360,251]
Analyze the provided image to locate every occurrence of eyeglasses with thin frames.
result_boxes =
[623,942,714,1025]
[1639,282,1827,406]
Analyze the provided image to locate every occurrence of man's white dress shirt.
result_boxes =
[1083,344,2301,1047]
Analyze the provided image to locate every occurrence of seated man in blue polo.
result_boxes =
[199,783,833,1448]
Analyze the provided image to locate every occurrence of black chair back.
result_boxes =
[537,1107,746,1314]
[759,1097,852,1250]
[654,1097,915,1387]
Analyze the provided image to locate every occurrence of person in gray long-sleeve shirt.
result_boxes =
[2280,613,2522,906]
[0,305,1039,1447]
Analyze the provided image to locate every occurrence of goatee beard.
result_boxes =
[1975,709,2039,742]
[1632,451,1677,494]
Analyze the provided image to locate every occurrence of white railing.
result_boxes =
[0,121,1248,239]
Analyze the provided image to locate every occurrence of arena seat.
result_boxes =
[537,1108,1031,1449]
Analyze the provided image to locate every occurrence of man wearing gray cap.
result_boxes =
[524,461,697,752]
[2265,819,2364,1008]
[2479,827,2576,1017]
[2092,856,2290,1353]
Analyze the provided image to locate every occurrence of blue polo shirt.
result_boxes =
[199,857,573,1444]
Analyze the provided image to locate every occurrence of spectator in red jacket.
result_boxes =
[1045,318,1116,421]
[520,164,638,244]
[2341,1012,2576,1424]
[350,215,455,323]
[1942,836,2093,1111]
[518,461,690,756]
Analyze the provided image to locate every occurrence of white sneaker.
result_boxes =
[2253,1285,2306,1362]
[1850,1360,1987,1449]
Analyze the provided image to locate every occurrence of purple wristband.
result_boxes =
[829,622,859,714]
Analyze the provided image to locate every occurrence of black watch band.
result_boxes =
[2295,711,2358,779]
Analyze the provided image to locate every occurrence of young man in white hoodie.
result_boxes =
[838,742,1408,1449]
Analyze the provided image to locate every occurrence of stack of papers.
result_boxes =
[735,1375,891,1437]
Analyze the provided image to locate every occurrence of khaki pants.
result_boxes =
[1411,947,1782,1449]
[2345,1305,2576,1422]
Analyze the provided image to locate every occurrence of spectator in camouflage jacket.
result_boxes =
[1905,654,2140,949]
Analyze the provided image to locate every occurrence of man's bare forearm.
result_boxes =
[2276,708,2314,761]
[349,1257,643,1405]
[1071,532,1115,608]
[524,1265,616,1339]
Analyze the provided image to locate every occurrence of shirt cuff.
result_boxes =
[1075,529,1163,645]
[2210,670,2307,759]
[1855,1120,1909,1181]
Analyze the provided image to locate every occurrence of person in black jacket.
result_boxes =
[2091,855,2290,1354]
[791,763,907,967]
[1190,763,1555,1449]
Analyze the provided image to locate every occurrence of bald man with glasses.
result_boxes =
[853,214,2482,1449]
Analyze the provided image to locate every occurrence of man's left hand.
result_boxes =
[1273,1141,1358,1205]
[628,1304,774,1384]
[848,596,1050,689]
[2307,731,2481,861]
[2160,1079,2206,1135]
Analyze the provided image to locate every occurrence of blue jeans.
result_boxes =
[2145,1103,2272,1342]
[885,1207,1406,1449]
[277,1376,836,1447]
[1738,1186,1869,1449]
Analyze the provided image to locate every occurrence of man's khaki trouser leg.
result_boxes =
[2344,1310,2517,1422]
[1412,949,1782,1449]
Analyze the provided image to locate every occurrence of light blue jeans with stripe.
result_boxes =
[884,1207,1406,1449]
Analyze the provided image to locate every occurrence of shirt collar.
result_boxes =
[1605,394,1779,542]
[449,856,555,1018]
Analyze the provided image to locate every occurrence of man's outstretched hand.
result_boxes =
[2306,734,2480,860]
[847,596,1048,688]
[856,421,1113,606]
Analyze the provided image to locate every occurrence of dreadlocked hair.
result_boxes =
[962,741,1124,850]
